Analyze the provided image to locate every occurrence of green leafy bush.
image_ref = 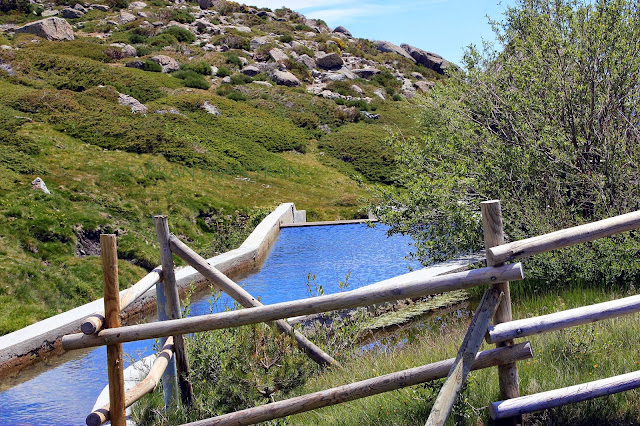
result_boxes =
[148,33,178,47]
[224,53,243,67]
[279,33,293,43]
[142,59,162,72]
[135,46,151,56]
[225,90,247,101]
[181,61,212,76]
[216,66,231,77]
[160,26,196,43]
[128,33,147,44]
[173,70,210,89]
[229,73,251,85]
[171,9,195,23]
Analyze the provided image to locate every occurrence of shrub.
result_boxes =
[216,66,231,77]
[142,59,162,72]
[279,33,293,43]
[171,9,195,23]
[160,26,196,43]
[287,111,319,129]
[0,0,34,13]
[106,0,128,9]
[226,90,247,101]
[128,33,147,44]
[135,46,151,57]
[229,73,251,85]
[224,53,243,67]
[181,61,211,76]
[173,70,210,89]
[149,33,178,47]
[294,23,312,31]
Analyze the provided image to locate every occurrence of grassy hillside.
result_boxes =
[0,1,438,333]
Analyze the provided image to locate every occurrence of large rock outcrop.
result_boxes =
[315,52,343,69]
[373,40,414,62]
[401,44,451,74]
[270,70,300,87]
[15,17,74,41]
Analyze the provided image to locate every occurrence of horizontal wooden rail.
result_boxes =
[168,234,339,367]
[62,263,524,350]
[487,294,640,344]
[183,343,533,426]
[81,268,162,335]
[490,369,640,419]
[86,337,175,426]
[487,210,640,265]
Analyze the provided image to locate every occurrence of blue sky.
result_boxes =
[244,0,516,66]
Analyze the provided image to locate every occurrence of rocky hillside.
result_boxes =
[0,0,453,333]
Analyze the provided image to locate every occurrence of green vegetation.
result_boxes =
[160,26,196,43]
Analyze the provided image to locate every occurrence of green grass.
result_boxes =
[290,287,640,425]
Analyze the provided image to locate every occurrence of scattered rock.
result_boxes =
[201,100,221,116]
[118,93,148,114]
[111,43,136,57]
[62,7,84,18]
[31,177,51,194]
[256,10,277,20]
[296,54,315,69]
[374,88,386,100]
[0,63,16,76]
[41,9,58,17]
[269,47,288,62]
[154,108,182,115]
[74,3,88,13]
[401,44,451,74]
[333,25,352,37]
[270,69,300,86]
[0,45,13,50]
[353,67,380,78]
[252,80,272,87]
[225,25,251,33]
[315,52,343,69]
[129,1,146,8]
[118,10,137,24]
[198,0,218,9]
[361,111,380,119]
[351,84,363,94]
[373,40,415,62]
[250,35,271,50]
[414,80,435,92]
[221,75,231,83]
[15,17,75,41]
[321,72,346,82]
[150,55,179,73]
[241,65,260,76]
[195,19,221,34]
[411,71,424,80]
[92,4,110,11]
[125,60,144,69]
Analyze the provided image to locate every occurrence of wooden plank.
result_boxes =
[154,216,194,407]
[280,219,377,228]
[181,343,533,426]
[481,200,521,410]
[487,294,640,344]
[81,268,162,335]
[86,337,175,426]
[425,288,503,426]
[169,234,340,367]
[100,234,126,426]
[487,210,640,265]
[62,263,525,350]
[490,370,640,419]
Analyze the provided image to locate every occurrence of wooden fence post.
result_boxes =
[101,234,126,426]
[481,200,521,424]
[154,215,195,407]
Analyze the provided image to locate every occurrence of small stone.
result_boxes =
[201,100,221,116]
[92,4,110,11]
[150,55,179,73]
[32,177,51,194]
[269,47,288,63]
[241,65,260,76]
[62,7,84,18]
[118,93,147,114]
[270,69,300,86]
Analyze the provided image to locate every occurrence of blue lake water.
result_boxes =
[0,223,420,425]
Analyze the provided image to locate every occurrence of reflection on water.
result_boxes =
[0,223,419,425]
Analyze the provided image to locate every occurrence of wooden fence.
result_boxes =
[62,202,640,426]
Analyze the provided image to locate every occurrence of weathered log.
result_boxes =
[168,234,339,367]
[487,294,640,344]
[62,263,525,350]
[482,200,521,414]
[490,369,640,419]
[425,288,503,426]
[81,268,162,335]
[183,343,533,426]
[86,337,174,426]
[154,216,194,406]
[101,234,126,426]
[487,210,640,265]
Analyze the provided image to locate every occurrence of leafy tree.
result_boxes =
[372,0,640,286]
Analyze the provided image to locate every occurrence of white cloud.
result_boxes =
[306,5,393,23]
[242,0,350,10]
